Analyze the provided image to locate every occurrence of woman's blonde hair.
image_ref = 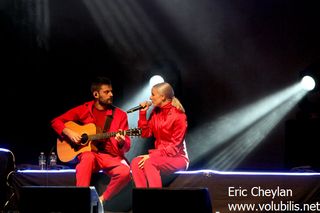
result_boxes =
[153,82,185,113]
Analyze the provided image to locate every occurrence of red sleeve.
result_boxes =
[138,110,154,138]
[108,108,131,153]
[51,106,83,136]
[117,110,131,152]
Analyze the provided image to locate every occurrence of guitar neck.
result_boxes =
[88,131,123,141]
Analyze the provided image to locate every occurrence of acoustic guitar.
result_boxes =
[56,121,141,162]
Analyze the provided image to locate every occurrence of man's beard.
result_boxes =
[99,98,113,106]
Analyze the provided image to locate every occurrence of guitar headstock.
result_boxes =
[126,128,142,137]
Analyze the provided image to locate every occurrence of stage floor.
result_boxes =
[6,169,320,213]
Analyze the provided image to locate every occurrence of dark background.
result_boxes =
[1,0,320,171]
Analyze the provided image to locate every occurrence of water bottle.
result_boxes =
[49,152,57,169]
[38,152,46,170]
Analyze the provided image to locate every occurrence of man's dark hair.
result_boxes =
[90,76,112,92]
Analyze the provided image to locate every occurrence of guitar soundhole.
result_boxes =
[80,134,88,145]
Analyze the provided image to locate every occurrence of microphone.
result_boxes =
[126,101,151,113]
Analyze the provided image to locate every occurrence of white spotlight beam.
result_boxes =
[189,83,308,167]
[119,84,153,160]
[83,0,182,62]
[208,89,306,170]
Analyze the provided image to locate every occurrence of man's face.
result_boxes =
[97,84,113,106]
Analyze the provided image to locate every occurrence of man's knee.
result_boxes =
[119,166,131,180]
[79,151,95,162]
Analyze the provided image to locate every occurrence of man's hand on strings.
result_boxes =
[115,129,126,148]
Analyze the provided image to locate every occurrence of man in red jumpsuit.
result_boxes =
[131,82,189,187]
[51,76,131,203]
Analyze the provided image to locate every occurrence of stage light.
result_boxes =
[149,75,164,87]
[300,75,316,91]
[299,61,320,92]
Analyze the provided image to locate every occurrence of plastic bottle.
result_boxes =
[49,152,57,169]
[38,152,46,170]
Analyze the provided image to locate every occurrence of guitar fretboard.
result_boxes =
[88,131,123,141]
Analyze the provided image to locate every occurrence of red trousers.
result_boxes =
[130,155,188,187]
[76,151,131,201]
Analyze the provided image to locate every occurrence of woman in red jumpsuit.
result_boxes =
[131,82,189,187]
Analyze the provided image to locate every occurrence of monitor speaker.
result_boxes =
[132,187,212,213]
[18,186,103,213]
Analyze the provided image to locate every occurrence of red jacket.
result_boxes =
[51,101,130,157]
[138,102,189,162]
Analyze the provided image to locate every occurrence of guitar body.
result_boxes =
[57,121,97,163]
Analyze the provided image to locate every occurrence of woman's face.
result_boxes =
[150,87,164,107]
